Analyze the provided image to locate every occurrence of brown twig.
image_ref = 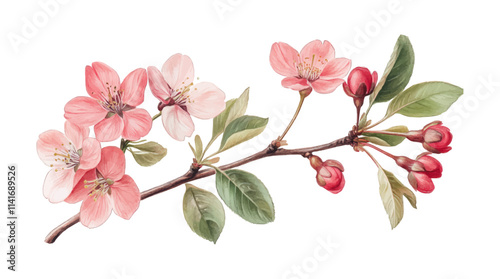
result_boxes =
[45,133,355,244]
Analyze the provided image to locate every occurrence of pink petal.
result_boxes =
[65,169,96,204]
[418,155,443,178]
[85,65,106,101]
[321,58,352,79]
[161,105,195,141]
[121,68,147,107]
[94,114,124,142]
[91,62,120,95]
[97,146,125,181]
[64,121,89,150]
[43,168,75,203]
[37,130,71,168]
[311,78,344,94]
[185,82,226,119]
[122,108,152,141]
[412,172,435,194]
[147,66,172,102]
[281,77,310,91]
[79,138,101,170]
[161,54,194,91]
[80,194,112,228]
[110,175,140,220]
[270,42,299,77]
[299,40,336,71]
[64,96,107,127]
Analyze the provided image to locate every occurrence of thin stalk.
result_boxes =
[277,93,307,142]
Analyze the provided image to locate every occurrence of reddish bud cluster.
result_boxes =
[395,153,443,193]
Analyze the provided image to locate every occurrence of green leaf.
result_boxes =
[371,35,415,104]
[218,115,268,152]
[183,184,225,244]
[128,141,167,167]
[194,135,203,161]
[215,169,275,224]
[212,88,250,140]
[362,126,408,147]
[385,82,463,118]
[378,168,417,229]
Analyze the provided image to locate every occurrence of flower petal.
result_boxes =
[97,146,125,181]
[110,175,140,220]
[43,168,75,203]
[147,66,172,102]
[161,53,194,91]
[80,194,112,228]
[121,68,147,107]
[300,40,336,71]
[418,155,443,178]
[412,172,435,194]
[185,82,226,119]
[281,77,310,91]
[270,42,299,77]
[161,105,195,141]
[64,96,107,127]
[94,114,124,142]
[91,62,120,95]
[311,78,344,94]
[79,138,101,170]
[37,130,71,168]
[65,169,96,204]
[85,65,106,101]
[64,121,89,150]
[321,58,352,79]
[122,108,152,141]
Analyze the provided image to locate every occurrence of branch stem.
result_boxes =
[45,133,355,243]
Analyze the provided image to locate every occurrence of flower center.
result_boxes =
[97,82,131,117]
[172,80,196,106]
[296,54,328,81]
[51,142,82,172]
[84,174,114,201]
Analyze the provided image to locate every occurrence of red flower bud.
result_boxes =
[407,121,453,153]
[309,155,345,194]
[343,67,378,98]
[397,153,443,194]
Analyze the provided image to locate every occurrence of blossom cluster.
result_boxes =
[37,56,226,228]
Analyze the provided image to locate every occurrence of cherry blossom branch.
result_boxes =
[45,132,356,244]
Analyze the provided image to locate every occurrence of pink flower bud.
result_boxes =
[343,67,378,99]
[407,121,453,153]
[405,153,443,194]
[309,155,345,194]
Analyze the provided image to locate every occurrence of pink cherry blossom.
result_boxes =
[148,54,226,141]
[270,40,352,94]
[64,62,152,142]
[65,146,140,228]
[37,121,101,203]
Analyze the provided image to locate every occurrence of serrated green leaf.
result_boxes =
[194,135,203,160]
[378,168,417,229]
[128,141,167,167]
[183,184,225,243]
[218,115,268,152]
[385,82,463,118]
[212,88,250,140]
[362,126,408,146]
[371,35,415,104]
[215,169,275,224]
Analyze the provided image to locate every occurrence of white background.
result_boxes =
[1,0,499,278]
